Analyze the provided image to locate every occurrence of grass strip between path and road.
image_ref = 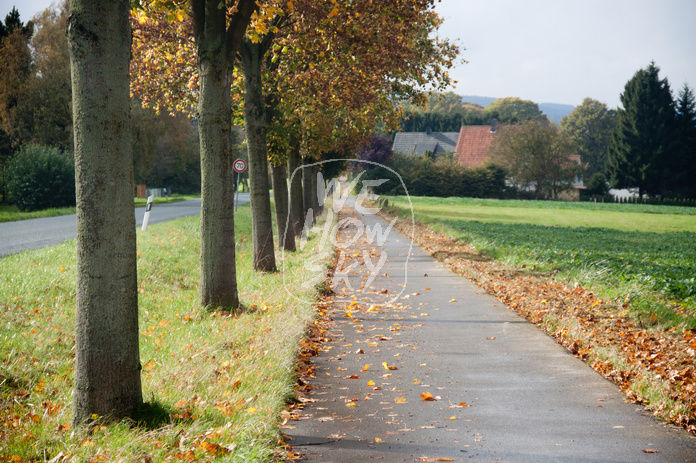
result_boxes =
[0,195,200,223]
[0,204,335,462]
[378,195,696,434]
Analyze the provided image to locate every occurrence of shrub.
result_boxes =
[358,152,508,198]
[5,145,75,211]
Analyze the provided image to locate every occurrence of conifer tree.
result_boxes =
[606,62,676,198]
[674,83,696,197]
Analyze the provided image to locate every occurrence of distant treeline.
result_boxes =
[400,112,491,133]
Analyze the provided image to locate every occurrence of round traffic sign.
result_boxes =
[233,159,247,173]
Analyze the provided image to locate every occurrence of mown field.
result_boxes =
[384,196,696,327]
[0,205,332,462]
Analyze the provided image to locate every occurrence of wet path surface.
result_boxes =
[285,205,696,462]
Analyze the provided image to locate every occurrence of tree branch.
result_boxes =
[224,0,259,62]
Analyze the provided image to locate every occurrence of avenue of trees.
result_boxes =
[35,0,457,424]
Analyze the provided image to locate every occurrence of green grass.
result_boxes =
[383,195,696,328]
[0,204,333,462]
[386,196,696,233]
[133,194,200,208]
[0,204,77,223]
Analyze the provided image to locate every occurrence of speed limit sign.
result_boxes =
[233,159,247,173]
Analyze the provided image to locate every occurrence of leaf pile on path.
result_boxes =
[385,212,696,434]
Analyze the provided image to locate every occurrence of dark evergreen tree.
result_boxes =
[0,7,34,39]
[606,62,676,197]
[674,83,696,197]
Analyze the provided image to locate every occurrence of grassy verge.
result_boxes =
[378,195,696,432]
[0,195,200,223]
[0,205,77,223]
[133,194,200,208]
[0,204,334,462]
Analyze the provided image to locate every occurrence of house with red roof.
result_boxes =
[454,124,499,168]
[393,122,585,199]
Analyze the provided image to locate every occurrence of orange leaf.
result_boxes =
[420,392,436,401]
[395,397,407,403]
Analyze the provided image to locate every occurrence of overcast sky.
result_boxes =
[3,0,695,109]
[435,0,696,108]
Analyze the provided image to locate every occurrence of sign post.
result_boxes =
[141,195,154,231]
[233,159,247,211]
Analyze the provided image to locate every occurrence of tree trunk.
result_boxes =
[288,144,304,237]
[68,0,142,424]
[241,40,276,272]
[271,162,295,251]
[195,7,239,309]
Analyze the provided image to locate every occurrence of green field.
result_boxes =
[0,205,332,461]
[384,196,696,327]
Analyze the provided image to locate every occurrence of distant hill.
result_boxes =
[460,95,575,124]
[539,102,576,124]
[460,95,497,108]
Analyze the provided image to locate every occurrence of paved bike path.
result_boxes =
[285,205,695,462]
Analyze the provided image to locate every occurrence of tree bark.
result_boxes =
[192,0,257,308]
[197,61,239,307]
[288,144,304,237]
[241,40,276,272]
[195,2,237,309]
[68,0,142,424]
[271,162,295,251]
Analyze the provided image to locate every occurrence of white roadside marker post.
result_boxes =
[142,195,154,231]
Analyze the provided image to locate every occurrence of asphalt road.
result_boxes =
[0,195,249,257]
[284,204,696,462]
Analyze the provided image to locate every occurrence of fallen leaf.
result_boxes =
[395,397,407,403]
[346,403,356,408]
[486,336,496,340]
[363,364,371,371]
[420,392,437,401]
[446,416,456,420]
[344,375,360,379]
[368,380,375,386]
[449,299,457,302]
[382,362,398,370]
[375,437,382,443]
[642,449,659,454]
